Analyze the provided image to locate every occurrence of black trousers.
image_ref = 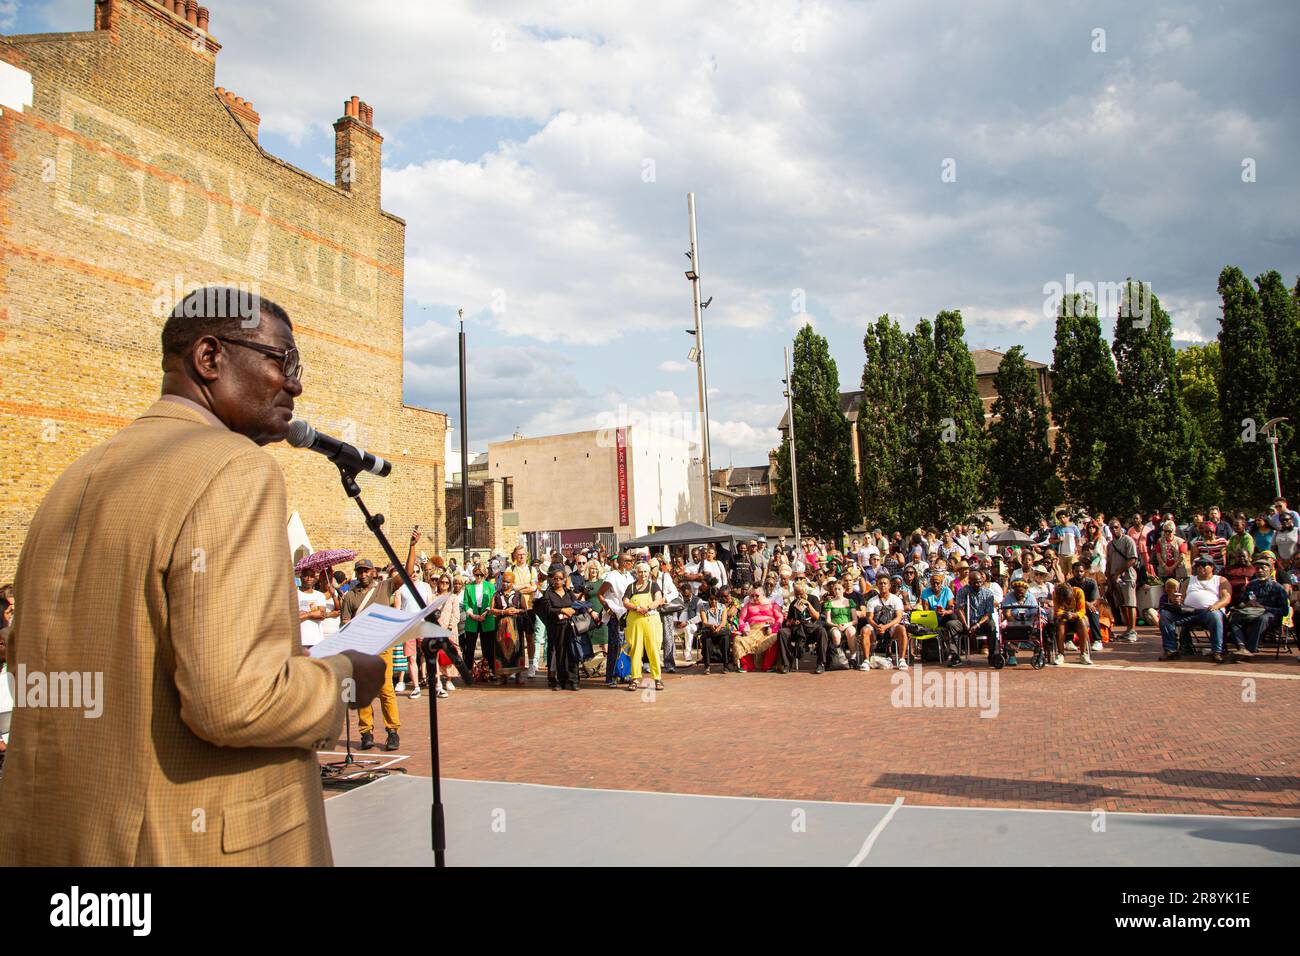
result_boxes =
[942,617,997,660]
[460,628,496,672]
[698,624,731,668]
[777,622,828,670]
[546,621,580,689]
[605,615,624,681]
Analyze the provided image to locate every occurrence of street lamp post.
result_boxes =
[783,345,801,545]
[1263,417,1288,499]
[686,193,714,524]
[458,308,470,565]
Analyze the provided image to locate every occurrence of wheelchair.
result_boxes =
[998,603,1047,669]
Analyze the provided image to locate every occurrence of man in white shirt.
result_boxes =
[1160,556,1231,662]
[598,552,636,686]
[700,546,728,590]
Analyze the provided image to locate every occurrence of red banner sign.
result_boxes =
[616,427,629,526]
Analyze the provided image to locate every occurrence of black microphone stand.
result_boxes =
[337,462,469,868]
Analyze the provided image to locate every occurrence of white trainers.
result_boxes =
[897,659,909,670]
[409,686,422,699]
[1090,641,1103,652]
[1052,653,1065,666]
[858,662,870,671]
[436,686,449,699]
[395,681,406,693]
[444,680,455,692]
[1081,653,1093,665]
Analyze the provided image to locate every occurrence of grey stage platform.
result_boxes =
[325,774,1300,866]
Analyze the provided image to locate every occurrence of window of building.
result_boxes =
[503,478,514,510]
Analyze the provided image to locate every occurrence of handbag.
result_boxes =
[828,645,850,670]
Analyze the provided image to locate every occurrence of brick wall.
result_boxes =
[0,0,446,579]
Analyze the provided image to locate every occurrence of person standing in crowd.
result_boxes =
[342,559,402,750]
[582,559,612,665]
[1272,510,1297,571]
[394,567,432,698]
[1208,505,1232,540]
[1152,520,1189,584]
[1105,517,1139,642]
[731,541,756,592]
[461,562,496,680]
[506,545,540,679]
[491,572,527,684]
[297,567,339,652]
[1049,509,1079,581]
[701,545,729,589]
[654,556,683,673]
[1251,514,1275,555]
[1269,497,1300,531]
[599,551,636,687]
[536,564,591,691]
[623,561,666,691]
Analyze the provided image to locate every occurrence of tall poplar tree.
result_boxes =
[1256,270,1299,495]
[772,324,862,543]
[922,310,988,525]
[1051,293,1118,510]
[1217,266,1274,507]
[1106,280,1202,513]
[1175,342,1224,506]
[856,314,910,530]
[898,318,937,530]
[988,346,1059,526]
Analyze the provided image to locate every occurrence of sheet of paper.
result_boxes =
[309,593,453,658]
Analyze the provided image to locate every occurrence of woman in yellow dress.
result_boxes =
[623,561,666,691]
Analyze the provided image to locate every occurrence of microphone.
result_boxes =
[286,419,392,477]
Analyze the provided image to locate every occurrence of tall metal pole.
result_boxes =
[784,346,801,544]
[1269,436,1283,499]
[687,193,714,524]
[458,308,470,565]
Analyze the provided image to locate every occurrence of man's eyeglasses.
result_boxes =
[216,336,303,381]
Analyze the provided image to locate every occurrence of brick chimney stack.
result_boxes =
[334,94,383,205]
[216,85,260,141]
[96,1,218,54]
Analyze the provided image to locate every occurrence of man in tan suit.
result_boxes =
[0,287,385,866]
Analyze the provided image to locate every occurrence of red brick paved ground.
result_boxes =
[321,626,1300,816]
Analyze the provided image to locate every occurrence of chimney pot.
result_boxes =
[185,0,198,25]
[350,95,360,119]
[197,6,209,30]
[171,0,183,16]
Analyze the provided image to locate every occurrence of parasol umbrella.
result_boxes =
[988,529,1034,546]
[294,548,357,575]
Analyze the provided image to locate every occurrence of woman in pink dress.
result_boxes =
[735,586,784,671]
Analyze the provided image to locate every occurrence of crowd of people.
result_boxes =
[283,498,1300,727]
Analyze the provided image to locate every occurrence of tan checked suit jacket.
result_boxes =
[0,400,353,866]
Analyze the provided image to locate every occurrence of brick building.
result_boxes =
[0,0,446,579]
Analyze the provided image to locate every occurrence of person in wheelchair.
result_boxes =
[999,578,1039,666]
[942,568,998,667]
[862,573,908,669]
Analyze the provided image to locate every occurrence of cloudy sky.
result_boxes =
[12,0,1299,464]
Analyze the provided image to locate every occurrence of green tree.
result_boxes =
[896,318,937,530]
[1105,280,1203,514]
[1256,270,1299,495]
[988,346,1060,526]
[772,324,862,543]
[1216,266,1275,508]
[1174,342,1225,505]
[1050,293,1118,510]
[856,314,911,530]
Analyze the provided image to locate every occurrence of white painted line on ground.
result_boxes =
[848,796,904,867]
[428,777,1300,821]
[1060,662,1300,679]
[318,751,411,770]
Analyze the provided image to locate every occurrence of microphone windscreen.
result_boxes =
[286,419,315,448]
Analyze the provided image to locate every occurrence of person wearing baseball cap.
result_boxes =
[1228,553,1289,658]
